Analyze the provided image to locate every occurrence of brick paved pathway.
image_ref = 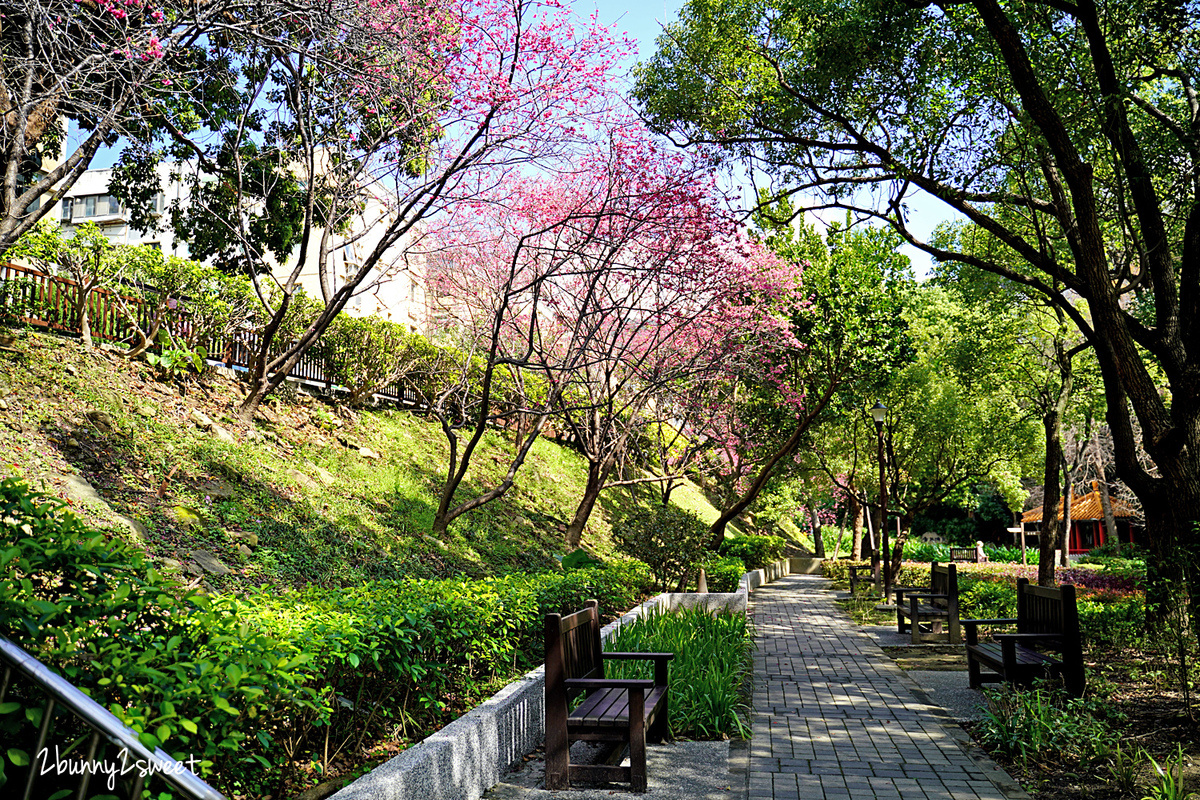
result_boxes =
[747,574,1027,800]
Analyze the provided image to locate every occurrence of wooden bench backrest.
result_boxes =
[1016,578,1082,651]
[545,599,604,703]
[949,547,978,562]
[930,562,958,598]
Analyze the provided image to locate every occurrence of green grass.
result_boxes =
[604,607,754,739]
[0,330,721,589]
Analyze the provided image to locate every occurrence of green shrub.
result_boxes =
[0,477,655,796]
[983,544,1040,564]
[820,559,929,590]
[316,314,422,406]
[0,476,318,793]
[1082,541,1144,561]
[718,533,784,569]
[959,579,1018,619]
[903,541,951,562]
[605,607,752,738]
[560,548,603,571]
[613,505,710,591]
[820,558,866,584]
[700,555,746,592]
[1078,595,1144,650]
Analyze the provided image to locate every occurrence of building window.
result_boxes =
[82,196,96,217]
[104,195,122,215]
[61,199,72,221]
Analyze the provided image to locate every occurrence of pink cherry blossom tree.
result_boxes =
[103,0,629,418]
[420,125,786,541]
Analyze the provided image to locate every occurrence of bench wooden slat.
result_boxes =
[571,686,669,728]
[576,687,628,725]
[968,642,1059,669]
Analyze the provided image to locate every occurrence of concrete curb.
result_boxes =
[330,559,791,800]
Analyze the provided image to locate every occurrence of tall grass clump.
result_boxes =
[976,682,1123,771]
[604,607,753,739]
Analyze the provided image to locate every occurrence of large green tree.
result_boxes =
[698,214,913,546]
[816,284,1038,594]
[0,0,318,254]
[637,0,1200,614]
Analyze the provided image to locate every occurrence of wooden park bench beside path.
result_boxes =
[894,562,961,644]
[964,578,1086,697]
[949,546,981,562]
[543,600,674,792]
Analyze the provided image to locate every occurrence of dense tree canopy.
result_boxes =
[637,0,1200,612]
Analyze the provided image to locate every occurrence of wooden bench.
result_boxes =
[894,562,961,644]
[949,547,980,562]
[544,600,674,792]
[964,578,1085,697]
[848,563,877,594]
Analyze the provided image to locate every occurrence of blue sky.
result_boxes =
[589,0,683,63]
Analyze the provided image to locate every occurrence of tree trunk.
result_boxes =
[76,287,93,349]
[1039,408,1063,587]
[708,386,836,547]
[660,478,678,506]
[810,504,825,558]
[1061,463,1072,567]
[850,491,864,560]
[564,457,612,548]
[888,515,908,587]
[1092,431,1119,543]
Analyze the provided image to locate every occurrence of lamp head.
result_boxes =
[870,402,888,428]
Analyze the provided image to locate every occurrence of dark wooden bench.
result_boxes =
[848,563,877,594]
[949,547,980,562]
[964,578,1085,697]
[544,600,674,792]
[894,562,961,644]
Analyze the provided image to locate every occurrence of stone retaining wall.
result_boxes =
[329,558,791,800]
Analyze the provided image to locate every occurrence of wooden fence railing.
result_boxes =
[0,262,421,405]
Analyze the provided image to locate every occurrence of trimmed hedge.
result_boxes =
[820,559,930,589]
[718,533,784,570]
[700,555,746,592]
[0,477,652,796]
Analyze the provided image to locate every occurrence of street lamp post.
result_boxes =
[871,402,889,600]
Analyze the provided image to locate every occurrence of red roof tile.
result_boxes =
[1022,488,1137,523]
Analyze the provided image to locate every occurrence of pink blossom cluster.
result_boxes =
[422,121,797,431]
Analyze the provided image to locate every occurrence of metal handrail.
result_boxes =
[0,635,226,800]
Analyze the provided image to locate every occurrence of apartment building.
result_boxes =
[53,165,429,331]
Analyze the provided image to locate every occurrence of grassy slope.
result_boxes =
[0,329,725,588]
